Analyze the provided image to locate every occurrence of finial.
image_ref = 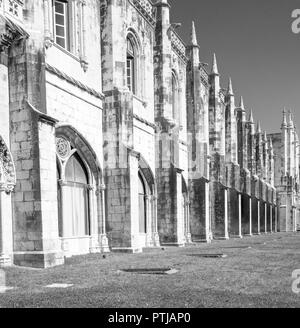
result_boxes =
[211,53,219,75]
[282,108,287,128]
[257,121,262,134]
[191,21,198,46]
[239,96,245,110]
[227,77,234,96]
[269,137,273,149]
[248,109,254,123]
[288,110,294,128]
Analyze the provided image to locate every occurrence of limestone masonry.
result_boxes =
[0,0,299,268]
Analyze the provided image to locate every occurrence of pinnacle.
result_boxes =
[191,21,198,46]
[211,53,219,75]
[239,96,245,110]
[248,109,254,123]
[227,77,234,96]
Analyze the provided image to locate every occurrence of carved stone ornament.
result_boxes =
[56,137,71,160]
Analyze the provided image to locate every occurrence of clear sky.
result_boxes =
[169,0,300,134]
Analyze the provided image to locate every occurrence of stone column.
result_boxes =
[145,195,153,247]
[0,191,13,266]
[251,197,259,235]
[58,180,70,255]
[249,196,253,236]
[96,184,109,252]
[224,188,229,239]
[265,202,268,233]
[189,178,211,242]
[88,184,100,253]
[185,200,192,243]
[257,200,261,234]
[238,193,242,238]
[270,204,273,233]
[176,170,185,245]
[151,195,160,246]
[275,206,278,232]
[293,207,297,232]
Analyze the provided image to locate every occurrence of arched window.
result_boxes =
[58,152,90,237]
[138,173,147,234]
[53,0,71,50]
[126,36,137,94]
[172,72,179,121]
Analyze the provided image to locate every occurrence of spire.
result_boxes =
[269,137,273,150]
[264,131,268,143]
[288,110,294,128]
[248,109,254,123]
[282,108,287,128]
[239,96,245,110]
[191,21,198,46]
[257,121,262,134]
[227,77,234,96]
[211,53,219,75]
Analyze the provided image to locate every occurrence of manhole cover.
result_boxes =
[187,254,228,258]
[122,268,178,275]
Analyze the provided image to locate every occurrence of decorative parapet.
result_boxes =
[200,66,209,89]
[0,0,24,24]
[219,90,226,104]
[0,0,27,50]
[129,0,156,28]
[170,28,188,63]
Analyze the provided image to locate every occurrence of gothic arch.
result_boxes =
[138,154,156,195]
[54,124,107,253]
[0,135,16,193]
[55,124,103,185]
[126,27,142,52]
[126,28,144,97]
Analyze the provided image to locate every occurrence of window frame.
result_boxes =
[53,0,72,52]
[126,36,137,94]
[172,71,179,121]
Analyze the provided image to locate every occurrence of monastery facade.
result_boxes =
[0,0,299,268]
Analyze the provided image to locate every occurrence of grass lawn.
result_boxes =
[0,232,300,308]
